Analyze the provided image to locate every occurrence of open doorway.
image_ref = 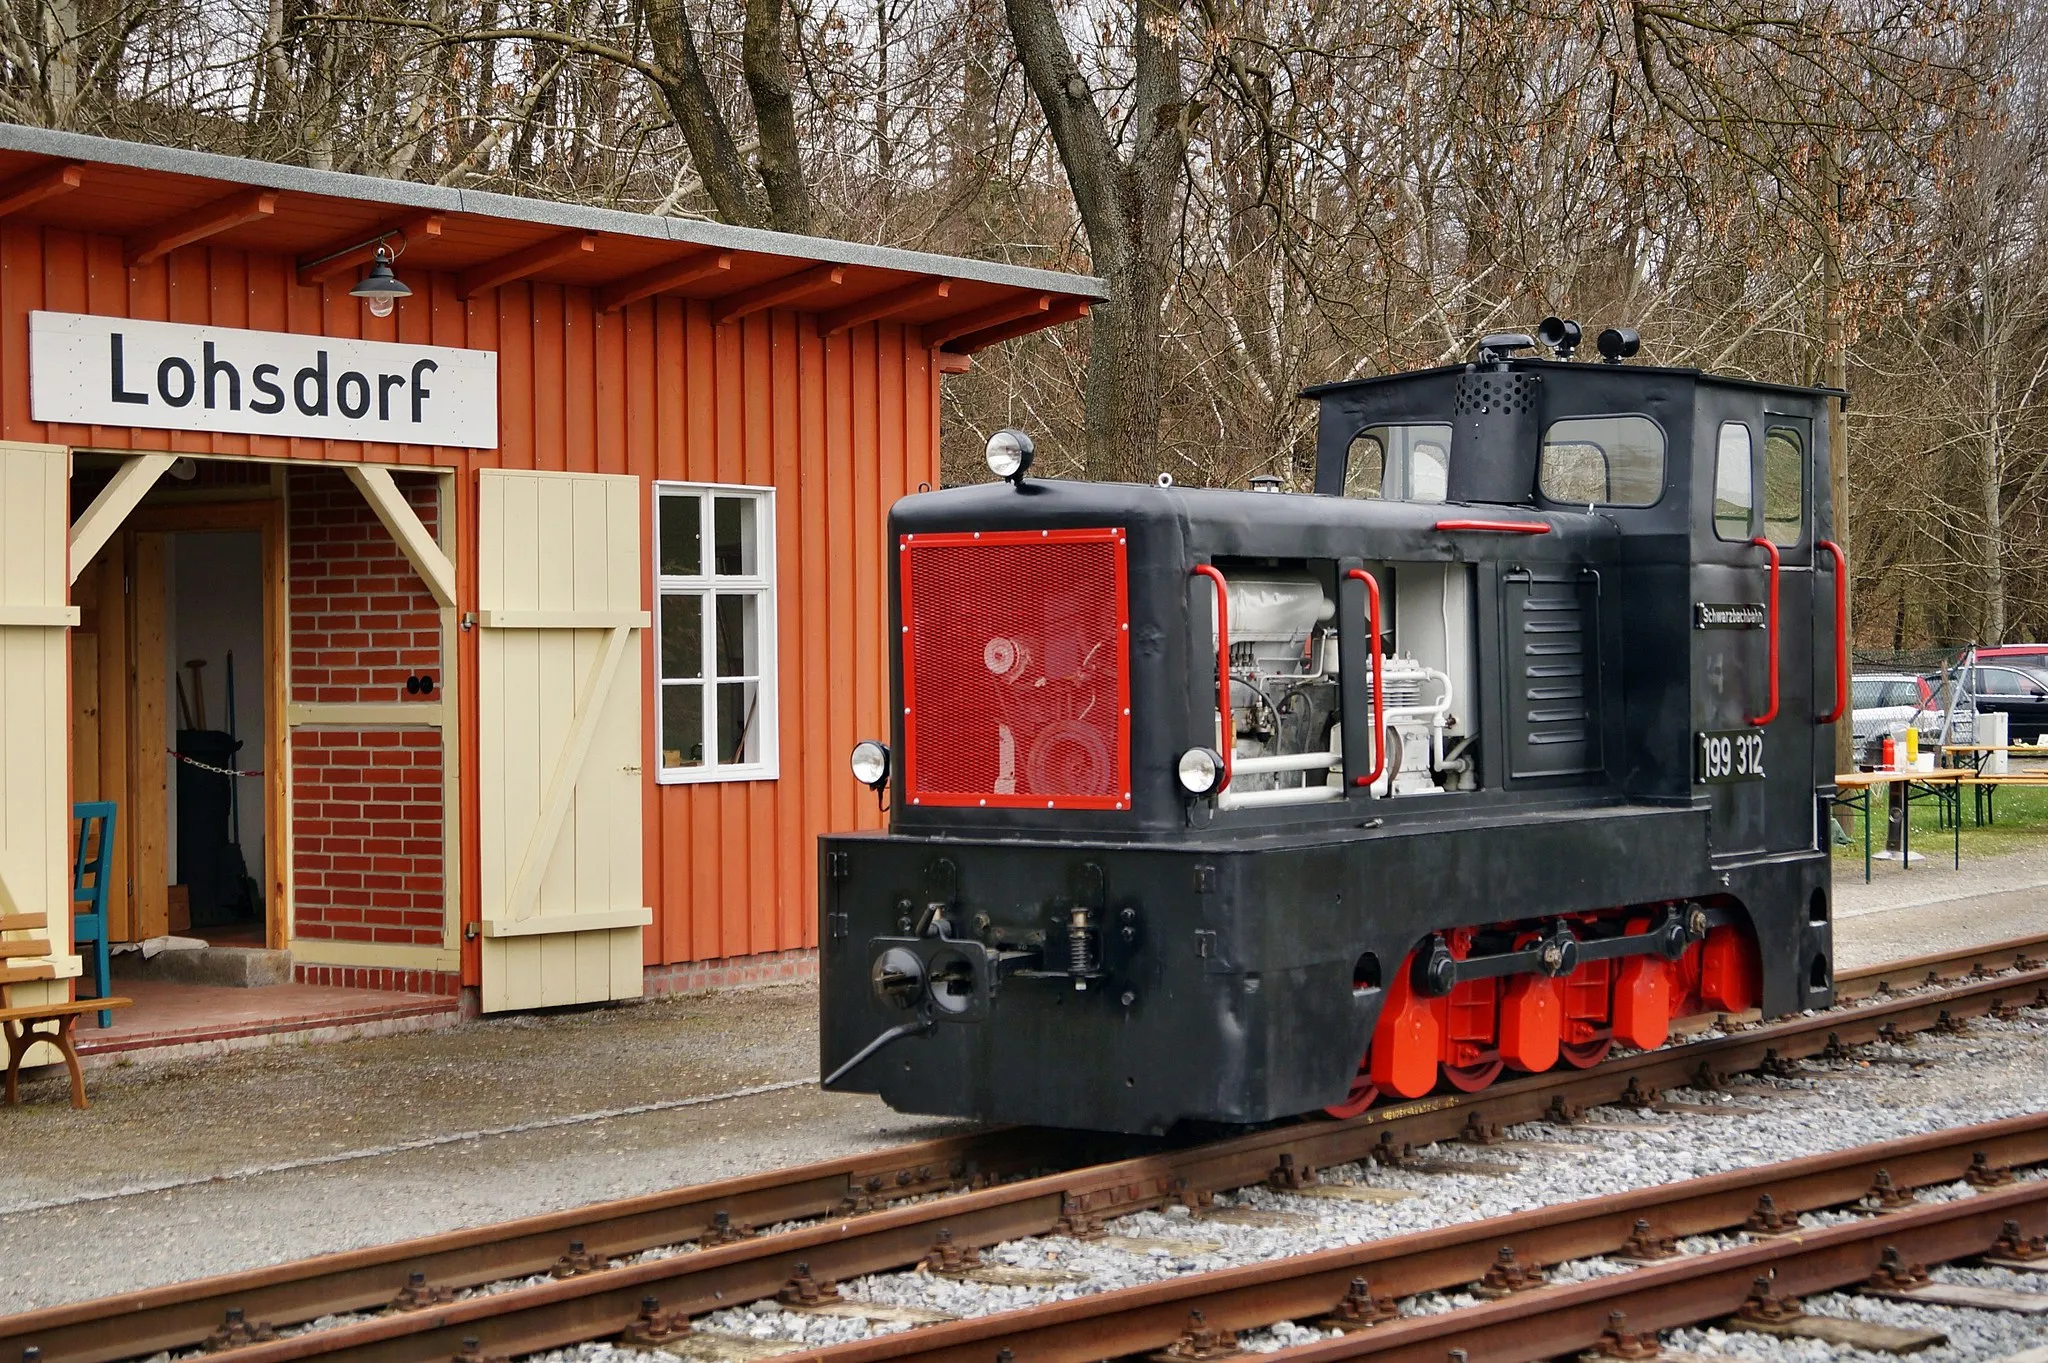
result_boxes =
[68,459,286,955]
[165,531,266,942]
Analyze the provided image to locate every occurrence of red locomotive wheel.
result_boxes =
[1440,1058,1505,1091]
[1558,1037,1614,1068]
[1323,1072,1380,1120]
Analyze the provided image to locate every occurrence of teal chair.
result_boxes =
[71,802,117,1028]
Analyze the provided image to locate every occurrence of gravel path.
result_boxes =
[0,848,2042,1316]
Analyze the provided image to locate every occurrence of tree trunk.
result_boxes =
[644,0,770,228]
[42,0,80,124]
[1084,255,1168,484]
[1003,0,1183,482]
[741,0,812,234]
[1982,361,2006,643]
[1823,151,1854,788]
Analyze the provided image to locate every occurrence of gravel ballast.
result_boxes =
[527,1005,2048,1363]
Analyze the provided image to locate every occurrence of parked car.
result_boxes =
[1977,644,2048,673]
[1851,672,1936,746]
[1924,664,2048,743]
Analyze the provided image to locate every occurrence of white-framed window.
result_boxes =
[654,482,778,783]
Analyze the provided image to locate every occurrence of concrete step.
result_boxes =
[112,945,293,988]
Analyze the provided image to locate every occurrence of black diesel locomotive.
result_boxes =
[820,326,1847,1134]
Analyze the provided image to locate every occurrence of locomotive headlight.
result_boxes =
[985,428,1036,483]
[849,740,891,790]
[1177,746,1225,796]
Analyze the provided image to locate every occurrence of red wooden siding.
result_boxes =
[4,221,921,980]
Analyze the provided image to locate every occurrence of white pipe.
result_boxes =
[1233,749,1342,775]
[1215,783,1348,811]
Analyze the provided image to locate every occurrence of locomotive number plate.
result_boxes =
[1697,728,1766,784]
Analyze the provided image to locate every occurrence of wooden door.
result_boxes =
[476,470,651,1012]
[70,543,137,939]
[128,532,169,939]
[0,442,80,1019]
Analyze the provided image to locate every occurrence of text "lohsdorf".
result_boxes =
[111,333,439,425]
[28,311,500,449]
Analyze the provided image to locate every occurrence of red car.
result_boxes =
[1979,644,2048,673]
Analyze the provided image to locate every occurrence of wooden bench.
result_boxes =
[2,912,130,1109]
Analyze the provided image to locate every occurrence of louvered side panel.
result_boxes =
[1502,571,1602,779]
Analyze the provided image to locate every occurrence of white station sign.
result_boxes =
[29,311,499,449]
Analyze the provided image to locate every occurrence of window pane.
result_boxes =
[714,593,758,678]
[1714,422,1753,540]
[1343,433,1385,500]
[717,680,761,764]
[1540,416,1664,507]
[662,682,703,769]
[660,593,703,680]
[1763,428,1803,546]
[714,496,757,576]
[1538,443,1607,504]
[1342,424,1450,502]
[1401,440,1449,501]
[660,493,702,576]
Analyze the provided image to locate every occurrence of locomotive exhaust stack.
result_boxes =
[819,338,1845,1133]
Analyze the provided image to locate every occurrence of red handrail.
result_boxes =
[1347,569,1387,790]
[1191,564,1233,791]
[1433,519,1551,535]
[1748,536,1781,727]
[1817,539,1848,724]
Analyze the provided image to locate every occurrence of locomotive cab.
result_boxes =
[819,330,1845,1133]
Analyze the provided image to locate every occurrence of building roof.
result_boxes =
[0,124,1104,353]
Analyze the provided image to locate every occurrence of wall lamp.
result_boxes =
[349,244,413,318]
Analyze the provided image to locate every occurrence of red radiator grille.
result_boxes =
[899,528,1131,810]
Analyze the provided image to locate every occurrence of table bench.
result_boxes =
[1834,770,1963,882]
[1939,759,2048,826]
[2,912,130,1109]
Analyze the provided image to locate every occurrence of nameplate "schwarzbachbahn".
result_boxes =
[1695,601,1766,630]
[28,311,498,449]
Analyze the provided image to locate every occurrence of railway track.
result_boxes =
[7,932,2047,1363]
[786,1110,2048,1363]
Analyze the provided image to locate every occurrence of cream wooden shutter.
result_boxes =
[0,443,83,1037]
[477,470,651,1012]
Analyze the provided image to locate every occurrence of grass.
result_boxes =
[1833,777,2048,863]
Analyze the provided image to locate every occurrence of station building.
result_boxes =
[0,124,1099,1037]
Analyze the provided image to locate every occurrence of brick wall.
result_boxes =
[294,964,462,997]
[642,948,817,997]
[288,470,442,705]
[290,728,445,946]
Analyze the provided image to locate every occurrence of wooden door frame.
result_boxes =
[125,498,288,949]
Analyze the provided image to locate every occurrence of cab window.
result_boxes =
[1763,427,1803,546]
[1344,424,1450,502]
[1713,422,1753,540]
[1537,415,1665,506]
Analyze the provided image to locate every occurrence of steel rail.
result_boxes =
[14,959,2039,1363]
[1834,930,2048,1001]
[784,1113,2048,1363]
[0,1127,1131,1363]
[1260,1184,2048,1363]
